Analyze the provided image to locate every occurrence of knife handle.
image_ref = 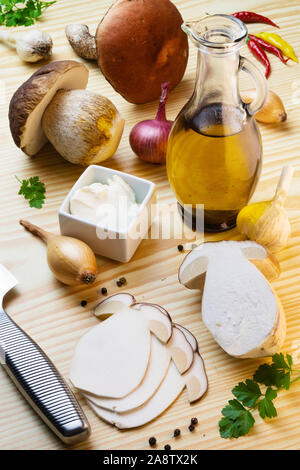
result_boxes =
[0,309,90,445]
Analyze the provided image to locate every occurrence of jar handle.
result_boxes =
[239,56,268,116]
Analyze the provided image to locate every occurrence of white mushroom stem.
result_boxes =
[0,29,53,63]
[42,89,125,165]
[65,24,97,60]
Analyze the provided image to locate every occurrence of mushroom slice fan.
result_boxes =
[70,294,208,427]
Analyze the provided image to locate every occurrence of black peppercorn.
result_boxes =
[173,428,181,437]
[164,444,171,450]
[101,287,107,295]
[116,280,122,287]
[149,437,156,447]
[119,277,127,285]
[191,417,198,425]
[177,244,184,252]
[80,300,87,307]
[188,424,195,432]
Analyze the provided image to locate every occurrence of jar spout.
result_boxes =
[182,14,248,51]
[181,21,201,45]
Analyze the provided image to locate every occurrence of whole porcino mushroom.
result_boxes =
[42,89,125,164]
[65,0,189,104]
[0,28,53,63]
[8,60,124,165]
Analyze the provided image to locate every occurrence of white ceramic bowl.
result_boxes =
[59,165,156,262]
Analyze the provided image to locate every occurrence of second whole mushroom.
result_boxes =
[9,60,125,165]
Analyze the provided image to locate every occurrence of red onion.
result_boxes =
[129,82,173,164]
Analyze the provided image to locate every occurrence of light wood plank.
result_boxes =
[0,0,299,450]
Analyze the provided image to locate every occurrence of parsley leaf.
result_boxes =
[254,353,293,389]
[219,353,300,439]
[0,1,56,27]
[232,379,262,407]
[254,363,278,386]
[220,400,255,438]
[258,387,277,419]
[272,353,292,372]
[16,175,46,209]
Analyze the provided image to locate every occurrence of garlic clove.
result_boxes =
[241,89,287,124]
[237,201,291,252]
[15,30,53,63]
[237,166,294,252]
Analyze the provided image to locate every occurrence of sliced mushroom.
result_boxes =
[70,310,151,398]
[95,294,172,343]
[9,60,89,156]
[94,293,134,320]
[131,303,172,344]
[179,241,286,358]
[70,301,176,398]
[85,325,194,413]
[94,294,193,369]
[167,325,194,374]
[175,324,198,353]
[87,352,208,429]
[85,334,171,413]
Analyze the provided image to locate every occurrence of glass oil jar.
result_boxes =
[167,14,267,232]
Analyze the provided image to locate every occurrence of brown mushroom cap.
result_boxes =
[9,60,89,156]
[96,0,188,104]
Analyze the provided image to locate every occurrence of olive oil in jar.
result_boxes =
[167,103,262,232]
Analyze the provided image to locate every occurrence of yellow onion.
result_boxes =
[20,220,98,286]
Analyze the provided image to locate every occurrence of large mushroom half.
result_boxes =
[9,60,124,165]
[9,60,88,156]
[179,241,286,358]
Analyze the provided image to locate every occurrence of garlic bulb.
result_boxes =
[0,29,53,63]
[237,166,294,252]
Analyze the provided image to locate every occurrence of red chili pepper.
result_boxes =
[232,11,279,28]
[249,34,289,64]
[247,38,271,78]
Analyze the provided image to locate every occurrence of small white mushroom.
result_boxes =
[65,24,97,60]
[0,28,53,63]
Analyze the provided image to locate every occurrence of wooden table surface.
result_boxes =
[0,0,299,451]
